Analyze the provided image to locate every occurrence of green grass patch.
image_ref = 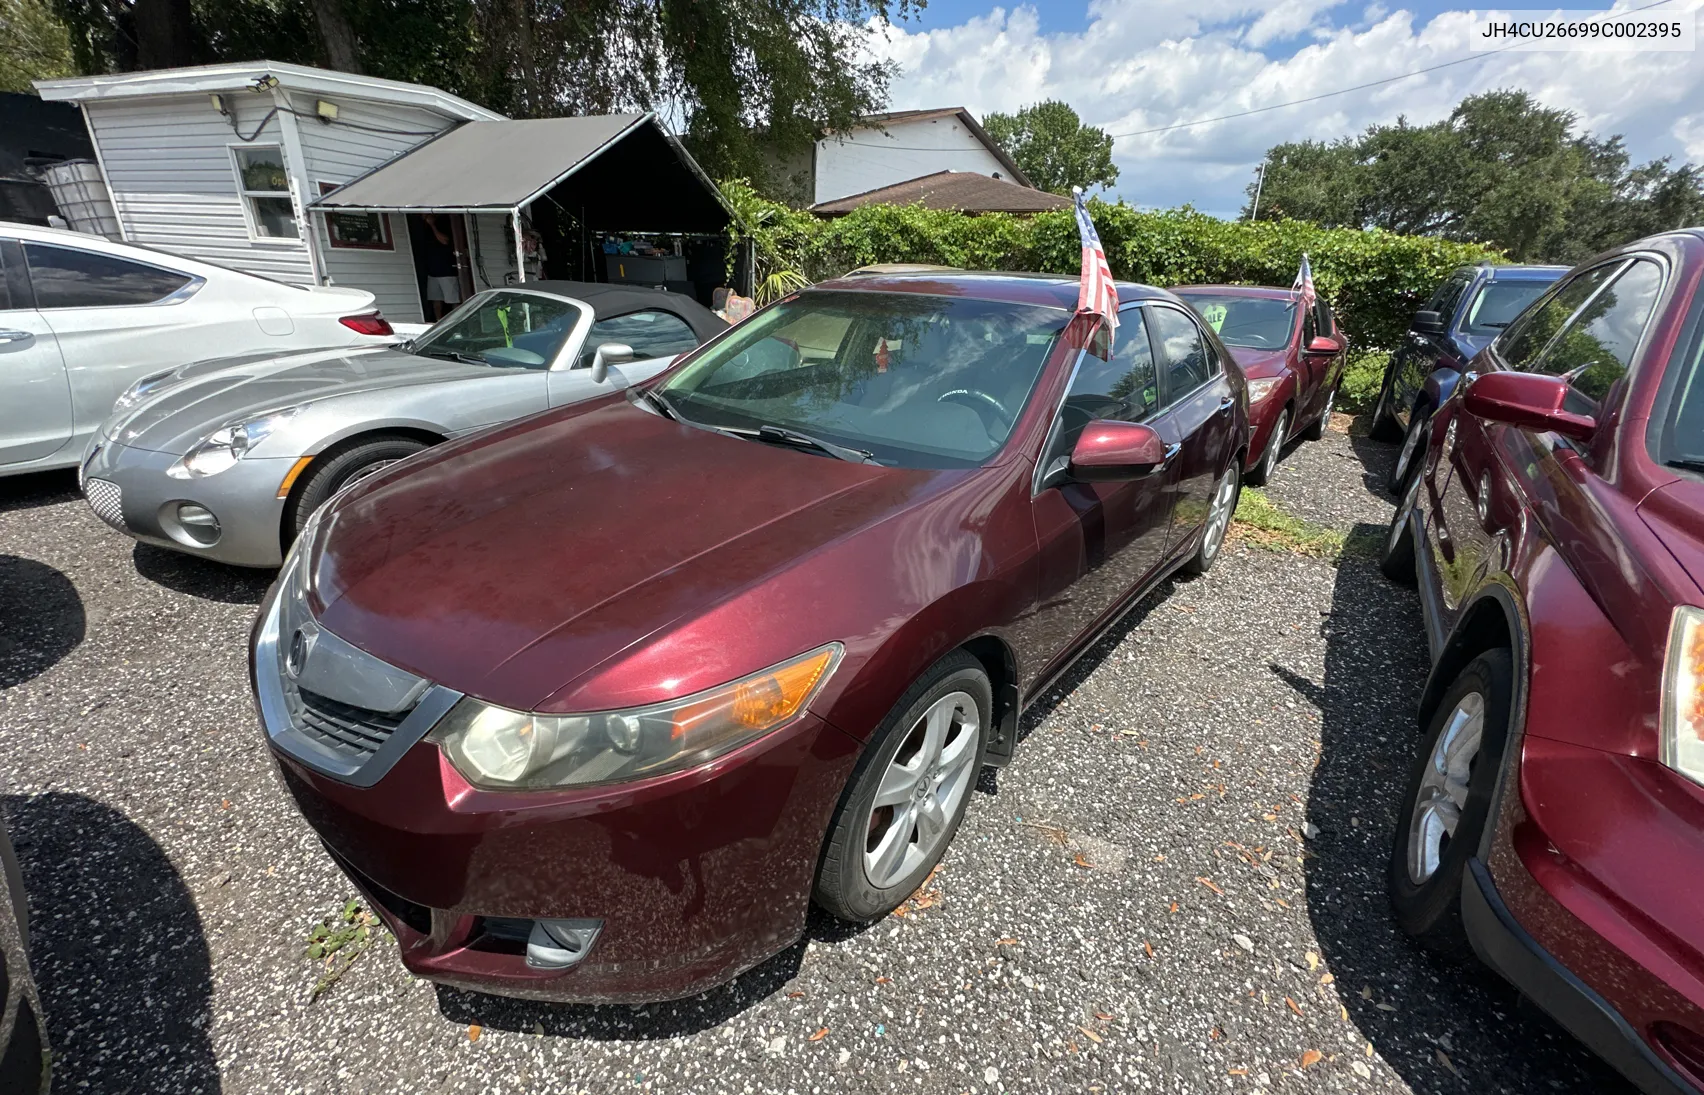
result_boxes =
[1232,487,1382,564]
[303,899,385,1000]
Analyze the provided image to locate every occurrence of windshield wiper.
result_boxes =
[745,424,876,464]
[1667,457,1704,473]
[419,349,487,366]
[634,387,680,421]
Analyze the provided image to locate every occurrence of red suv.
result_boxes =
[1381,229,1704,1093]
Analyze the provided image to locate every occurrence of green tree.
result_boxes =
[983,100,1119,195]
[1246,89,1704,262]
[0,0,75,90]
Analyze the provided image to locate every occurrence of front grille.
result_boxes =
[84,477,125,530]
[292,687,408,761]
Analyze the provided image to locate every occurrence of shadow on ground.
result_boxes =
[1279,501,1635,1090]
[3,792,218,1094]
[0,471,79,515]
[133,542,272,605]
[435,905,872,1040]
[0,556,83,690]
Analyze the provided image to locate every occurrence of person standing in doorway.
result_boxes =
[421,213,460,320]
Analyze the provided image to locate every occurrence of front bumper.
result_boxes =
[251,590,861,1003]
[80,436,294,568]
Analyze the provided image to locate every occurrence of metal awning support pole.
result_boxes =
[512,206,526,283]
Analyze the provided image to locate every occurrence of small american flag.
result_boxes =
[1293,253,1316,313]
[1073,188,1119,337]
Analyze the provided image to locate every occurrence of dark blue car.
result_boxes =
[1370,262,1567,489]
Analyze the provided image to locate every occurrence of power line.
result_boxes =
[1106,0,1678,140]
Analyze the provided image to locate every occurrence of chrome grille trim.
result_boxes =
[84,477,126,530]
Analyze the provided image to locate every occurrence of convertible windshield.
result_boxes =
[411,291,581,369]
[654,290,1069,468]
[1462,281,1552,334]
[1176,293,1295,349]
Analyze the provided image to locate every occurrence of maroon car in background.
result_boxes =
[1173,284,1346,485]
[251,272,1250,1003]
[1381,229,1704,1094]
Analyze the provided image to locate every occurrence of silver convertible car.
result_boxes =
[81,282,725,567]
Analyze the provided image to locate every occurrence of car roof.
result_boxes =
[1172,284,1298,301]
[810,270,1175,309]
[517,280,727,339]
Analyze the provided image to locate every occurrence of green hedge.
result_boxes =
[723,181,1502,352]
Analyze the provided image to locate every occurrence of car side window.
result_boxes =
[23,242,192,309]
[1147,305,1215,400]
[1527,259,1662,413]
[1037,306,1157,476]
[577,310,700,368]
[0,242,12,311]
[1496,263,1621,369]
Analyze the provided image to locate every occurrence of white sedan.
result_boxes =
[0,221,404,478]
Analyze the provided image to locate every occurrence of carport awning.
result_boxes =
[310,113,730,233]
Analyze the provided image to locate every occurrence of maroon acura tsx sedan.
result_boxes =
[250,271,1249,1002]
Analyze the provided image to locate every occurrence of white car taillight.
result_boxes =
[339,312,394,336]
[1661,606,1704,784]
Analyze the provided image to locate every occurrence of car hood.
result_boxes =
[1224,346,1289,377]
[309,399,956,712]
[106,346,491,455]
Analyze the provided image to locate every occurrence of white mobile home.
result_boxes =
[810,108,1032,207]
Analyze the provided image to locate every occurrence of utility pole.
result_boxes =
[1250,158,1267,222]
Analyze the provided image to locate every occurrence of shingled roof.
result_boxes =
[810,171,1071,217]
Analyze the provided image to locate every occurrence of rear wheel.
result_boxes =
[1369,368,1402,442]
[1388,406,1431,494]
[1181,460,1241,576]
[286,435,430,538]
[815,652,990,922]
[1388,649,1513,961]
[1301,385,1336,442]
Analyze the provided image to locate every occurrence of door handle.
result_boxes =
[1159,442,1182,468]
[0,329,33,347]
[1216,396,1234,415]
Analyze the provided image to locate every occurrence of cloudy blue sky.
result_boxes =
[862,1,1704,217]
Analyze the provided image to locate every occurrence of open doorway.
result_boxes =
[406,213,475,321]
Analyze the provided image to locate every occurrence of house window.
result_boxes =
[317,181,393,250]
[230,146,299,240]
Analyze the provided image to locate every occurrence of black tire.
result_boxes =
[1369,368,1403,442]
[1387,406,1431,494]
[1380,472,1421,586]
[1388,649,1514,961]
[1180,460,1241,576]
[287,435,430,536]
[815,651,991,922]
[1244,408,1287,487]
[1301,384,1336,442]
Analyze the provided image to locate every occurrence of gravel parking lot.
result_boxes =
[0,422,1634,1094]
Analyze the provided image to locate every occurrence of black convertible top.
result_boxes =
[522,280,727,342]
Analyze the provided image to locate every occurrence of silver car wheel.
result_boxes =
[1390,470,1422,553]
[1406,692,1484,885]
[1262,410,1288,481]
[1396,412,1427,483]
[863,690,980,890]
[1201,466,1238,564]
[1319,386,1336,423]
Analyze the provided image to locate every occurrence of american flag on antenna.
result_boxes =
[1292,253,1316,313]
[1073,188,1119,338]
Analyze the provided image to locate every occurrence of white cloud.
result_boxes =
[865,0,1704,216]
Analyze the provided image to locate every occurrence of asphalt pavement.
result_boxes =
[0,420,1632,1094]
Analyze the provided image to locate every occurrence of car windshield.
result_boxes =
[653,290,1070,468]
[1175,294,1295,349]
[411,291,580,369]
[1462,281,1553,334]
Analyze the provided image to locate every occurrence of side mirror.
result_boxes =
[590,342,636,384]
[1462,371,1596,441]
[1412,310,1447,337]
[1306,335,1342,355]
[1068,420,1173,482]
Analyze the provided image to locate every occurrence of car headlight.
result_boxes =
[1246,377,1282,403]
[114,368,180,411]
[1662,607,1704,784]
[167,407,299,479]
[432,643,844,790]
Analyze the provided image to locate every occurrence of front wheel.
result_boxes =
[815,652,990,922]
[287,435,429,537]
[1388,406,1431,494]
[1181,460,1241,576]
[1388,649,1513,961]
[1380,471,1422,586]
[1245,409,1287,487]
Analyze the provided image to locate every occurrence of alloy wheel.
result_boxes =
[862,691,981,890]
[1263,410,1289,481]
[1202,467,1238,564]
[1319,387,1336,423]
[1406,692,1484,885]
[1395,413,1427,485]
[1390,470,1422,553]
